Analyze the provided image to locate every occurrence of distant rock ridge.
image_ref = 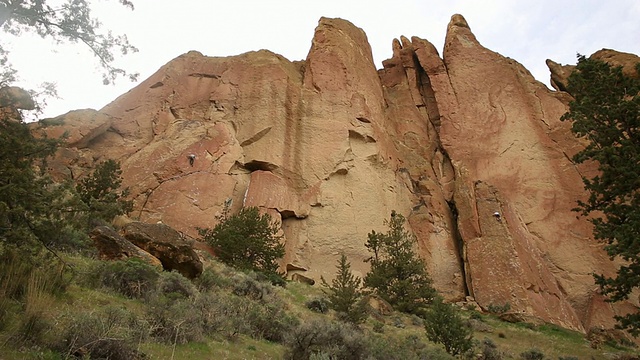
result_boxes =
[40,14,639,333]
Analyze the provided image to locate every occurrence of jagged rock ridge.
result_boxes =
[40,15,639,333]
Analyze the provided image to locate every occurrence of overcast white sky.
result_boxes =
[5,0,640,119]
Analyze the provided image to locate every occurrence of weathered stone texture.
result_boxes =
[90,225,162,268]
[123,222,203,279]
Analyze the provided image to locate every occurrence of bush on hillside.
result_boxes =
[478,338,503,360]
[63,306,147,360]
[198,207,285,284]
[366,333,454,360]
[157,270,197,298]
[192,267,230,291]
[147,295,206,344]
[284,319,370,360]
[321,253,368,324]
[364,211,436,315]
[424,297,473,357]
[520,348,545,360]
[86,258,161,299]
[306,298,330,314]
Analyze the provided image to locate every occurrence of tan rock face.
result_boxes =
[34,109,114,149]
[43,15,638,332]
[591,49,640,78]
[547,49,640,92]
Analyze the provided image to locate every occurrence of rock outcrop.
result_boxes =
[0,86,34,121]
[90,226,163,268]
[41,15,639,333]
[122,222,203,279]
[547,49,640,91]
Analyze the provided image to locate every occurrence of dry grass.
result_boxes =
[467,314,636,359]
[140,335,284,360]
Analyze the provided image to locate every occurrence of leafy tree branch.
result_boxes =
[1,0,138,85]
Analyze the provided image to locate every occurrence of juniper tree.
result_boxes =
[76,159,133,225]
[321,253,368,324]
[198,207,285,283]
[424,297,473,357]
[0,117,70,252]
[364,211,437,315]
[561,55,640,334]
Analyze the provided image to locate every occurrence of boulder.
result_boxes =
[290,272,315,286]
[0,86,34,121]
[90,226,162,268]
[367,295,394,317]
[122,222,203,279]
[0,86,34,110]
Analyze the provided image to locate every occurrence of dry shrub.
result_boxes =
[157,270,197,298]
[306,298,330,314]
[193,267,230,291]
[520,348,545,360]
[18,271,56,345]
[147,295,206,344]
[284,319,370,360]
[231,273,273,301]
[245,299,299,342]
[86,258,160,299]
[0,249,68,301]
[366,334,452,360]
[63,306,147,360]
[194,289,298,342]
[1,254,69,347]
[478,337,503,360]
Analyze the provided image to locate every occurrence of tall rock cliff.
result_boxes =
[39,15,638,333]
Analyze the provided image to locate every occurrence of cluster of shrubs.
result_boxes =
[77,257,490,360]
[85,259,298,351]
[1,257,302,359]
[285,318,452,360]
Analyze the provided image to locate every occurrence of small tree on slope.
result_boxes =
[364,211,436,315]
[198,207,285,283]
[76,159,133,225]
[424,297,473,357]
[321,253,368,324]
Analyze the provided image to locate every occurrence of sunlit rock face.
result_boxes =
[41,14,639,333]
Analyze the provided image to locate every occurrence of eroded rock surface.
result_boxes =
[122,222,203,279]
[90,226,162,268]
[42,15,639,332]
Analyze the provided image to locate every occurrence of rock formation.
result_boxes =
[90,225,163,268]
[122,222,203,279]
[547,49,640,91]
[39,15,639,333]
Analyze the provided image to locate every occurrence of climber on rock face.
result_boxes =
[188,154,196,166]
[493,211,501,221]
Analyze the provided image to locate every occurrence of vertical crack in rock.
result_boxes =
[413,52,442,130]
[446,199,471,298]
[282,79,305,189]
[136,184,160,220]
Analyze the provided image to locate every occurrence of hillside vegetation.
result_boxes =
[0,250,638,359]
